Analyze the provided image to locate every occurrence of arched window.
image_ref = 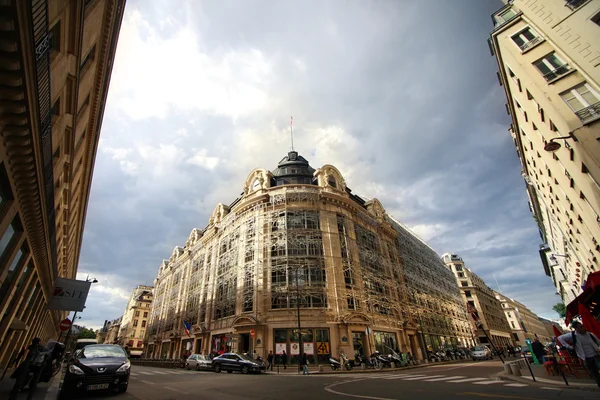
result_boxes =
[328,177,337,188]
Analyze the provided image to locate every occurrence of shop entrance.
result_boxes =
[194,338,202,354]
[239,334,251,354]
[352,332,365,358]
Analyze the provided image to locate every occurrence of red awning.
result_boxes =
[565,271,600,324]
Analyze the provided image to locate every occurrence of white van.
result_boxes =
[75,338,98,351]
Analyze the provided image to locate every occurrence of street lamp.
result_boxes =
[543,134,573,152]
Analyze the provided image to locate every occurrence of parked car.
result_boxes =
[471,345,493,361]
[60,344,130,398]
[186,354,213,371]
[211,353,264,374]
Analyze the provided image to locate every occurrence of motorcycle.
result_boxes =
[388,352,407,367]
[329,352,352,371]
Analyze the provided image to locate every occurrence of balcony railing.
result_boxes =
[575,102,600,124]
[520,36,543,52]
[542,64,571,82]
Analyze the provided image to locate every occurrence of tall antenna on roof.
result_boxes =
[290,116,295,152]
[494,274,503,293]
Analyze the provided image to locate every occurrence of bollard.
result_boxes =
[504,363,512,375]
[361,363,366,370]
[510,363,521,377]
[319,365,323,372]
[390,362,395,368]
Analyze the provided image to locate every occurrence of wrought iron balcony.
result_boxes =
[575,102,600,124]
[519,36,543,52]
[542,64,571,82]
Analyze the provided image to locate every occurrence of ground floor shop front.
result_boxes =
[145,321,473,364]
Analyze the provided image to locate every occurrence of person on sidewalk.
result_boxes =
[558,321,600,388]
[301,353,310,375]
[267,351,273,371]
[281,350,287,369]
[531,338,547,363]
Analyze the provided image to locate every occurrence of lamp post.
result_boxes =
[543,134,574,152]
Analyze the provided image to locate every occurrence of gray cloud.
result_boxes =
[76,0,561,329]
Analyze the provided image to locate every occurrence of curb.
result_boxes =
[43,367,66,400]
[496,371,600,392]
[266,359,472,376]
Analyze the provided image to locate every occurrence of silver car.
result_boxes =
[186,354,213,371]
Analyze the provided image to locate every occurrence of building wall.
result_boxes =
[489,0,600,305]
[118,286,153,356]
[0,0,124,369]
[495,291,553,345]
[443,254,513,348]
[146,157,473,363]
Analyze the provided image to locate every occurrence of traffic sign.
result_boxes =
[59,318,72,331]
[250,329,255,338]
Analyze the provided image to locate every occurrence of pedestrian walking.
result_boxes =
[531,338,546,363]
[281,350,287,369]
[301,353,310,375]
[558,321,600,388]
[267,350,273,371]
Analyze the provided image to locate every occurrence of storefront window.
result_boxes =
[374,331,397,354]
[273,327,330,365]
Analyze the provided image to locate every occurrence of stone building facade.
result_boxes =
[146,152,473,363]
[0,0,124,369]
[494,291,553,345]
[489,0,600,304]
[443,253,513,348]
[118,286,153,357]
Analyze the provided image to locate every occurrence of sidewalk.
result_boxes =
[265,358,471,375]
[0,367,63,400]
[497,362,600,392]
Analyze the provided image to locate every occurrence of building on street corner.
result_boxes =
[443,253,514,349]
[488,0,600,305]
[103,317,122,345]
[494,291,553,345]
[145,152,474,364]
[0,0,125,370]
[118,286,153,357]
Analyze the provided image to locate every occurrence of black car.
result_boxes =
[212,353,264,374]
[60,344,130,398]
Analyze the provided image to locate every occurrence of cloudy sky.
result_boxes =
[75,0,561,330]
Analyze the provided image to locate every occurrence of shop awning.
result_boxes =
[565,271,600,323]
[9,318,28,331]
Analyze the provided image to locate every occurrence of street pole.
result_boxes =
[417,309,428,362]
[477,322,504,364]
[295,266,302,375]
[63,311,78,353]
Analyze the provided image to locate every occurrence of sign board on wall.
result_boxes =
[47,278,91,312]
[290,342,300,355]
[304,343,314,355]
[275,343,286,355]
[317,342,330,354]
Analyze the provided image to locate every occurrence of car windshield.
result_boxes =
[472,346,485,351]
[79,346,126,359]
[198,355,209,360]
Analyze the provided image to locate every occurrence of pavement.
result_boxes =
[497,360,600,392]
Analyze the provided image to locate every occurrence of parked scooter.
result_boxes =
[329,352,353,371]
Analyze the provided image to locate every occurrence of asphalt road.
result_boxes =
[72,361,598,400]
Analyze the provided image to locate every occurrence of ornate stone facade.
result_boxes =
[146,152,473,363]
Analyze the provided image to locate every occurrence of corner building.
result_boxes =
[117,285,153,357]
[489,0,600,304]
[0,0,124,369]
[146,152,473,363]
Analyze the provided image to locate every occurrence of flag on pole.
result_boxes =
[183,320,191,338]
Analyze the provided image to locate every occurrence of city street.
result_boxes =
[75,361,598,400]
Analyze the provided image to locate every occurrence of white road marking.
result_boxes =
[541,387,561,391]
[139,380,155,385]
[164,386,190,395]
[472,380,503,385]
[381,374,425,380]
[138,371,155,375]
[446,377,488,383]
[503,383,529,387]
[130,372,138,376]
[401,375,445,381]
[422,375,466,382]
[150,371,169,375]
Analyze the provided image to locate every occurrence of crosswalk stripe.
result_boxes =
[422,376,466,382]
[130,372,138,376]
[504,383,528,387]
[138,371,154,375]
[472,380,503,385]
[381,374,425,380]
[150,371,169,375]
[446,377,488,383]
[401,375,445,381]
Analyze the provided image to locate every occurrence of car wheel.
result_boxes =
[186,363,190,370]
[214,364,221,373]
[472,358,476,361]
[227,370,233,374]
[119,387,128,393]
[195,364,200,371]
[241,366,249,374]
